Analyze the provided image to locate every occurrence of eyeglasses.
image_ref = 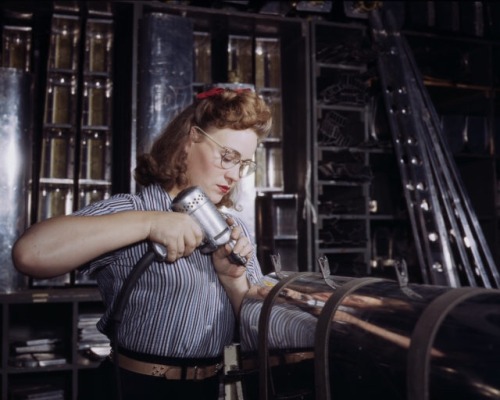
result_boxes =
[193,126,257,178]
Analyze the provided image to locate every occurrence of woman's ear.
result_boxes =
[185,126,200,153]
[189,126,203,143]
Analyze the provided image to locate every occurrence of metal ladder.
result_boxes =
[361,1,500,288]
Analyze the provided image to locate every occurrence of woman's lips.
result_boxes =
[218,185,230,194]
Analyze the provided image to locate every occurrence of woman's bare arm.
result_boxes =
[12,211,203,278]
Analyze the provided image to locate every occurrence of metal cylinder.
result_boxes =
[0,68,32,292]
[239,272,500,400]
[136,12,193,155]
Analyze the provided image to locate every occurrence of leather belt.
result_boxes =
[115,353,222,381]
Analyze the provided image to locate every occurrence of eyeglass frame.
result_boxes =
[193,126,257,178]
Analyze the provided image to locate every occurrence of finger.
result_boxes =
[240,242,253,258]
[230,240,252,257]
[183,240,196,256]
[226,245,252,266]
[230,225,242,241]
[230,233,250,254]
[183,230,199,256]
[176,234,186,257]
[166,245,178,263]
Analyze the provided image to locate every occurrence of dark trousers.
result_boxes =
[91,358,221,400]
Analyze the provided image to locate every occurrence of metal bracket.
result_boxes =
[317,255,337,290]
[394,259,422,300]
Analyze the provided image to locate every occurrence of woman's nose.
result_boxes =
[225,164,241,181]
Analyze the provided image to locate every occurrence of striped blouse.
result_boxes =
[74,183,264,358]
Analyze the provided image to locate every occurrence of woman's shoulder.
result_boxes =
[73,193,142,216]
[74,184,171,215]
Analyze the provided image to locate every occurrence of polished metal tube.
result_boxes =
[239,272,500,400]
[0,68,32,292]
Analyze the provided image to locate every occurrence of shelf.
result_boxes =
[316,248,367,254]
[316,62,366,72]
[273,235,298,241]
[318,215,368,221]
[316,103,366,112]
[77,179,113,186]
[423,77,498,93]
[318,145,393,154]
[0,288,101,304]
[0,287,103,399]
[318,180,369,186]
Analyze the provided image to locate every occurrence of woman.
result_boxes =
[12,87,272,399]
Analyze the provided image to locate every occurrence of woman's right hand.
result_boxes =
[148,212,204,263]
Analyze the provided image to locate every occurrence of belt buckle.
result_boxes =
[152,364,168,377]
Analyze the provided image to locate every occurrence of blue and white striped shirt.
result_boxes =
[75,183,264,358]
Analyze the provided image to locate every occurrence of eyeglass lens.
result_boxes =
[196,126,256,177]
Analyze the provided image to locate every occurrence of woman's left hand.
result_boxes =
[212,220,252,278]
[212,219,253,314]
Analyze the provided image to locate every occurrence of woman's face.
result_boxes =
[184,127,259,204]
